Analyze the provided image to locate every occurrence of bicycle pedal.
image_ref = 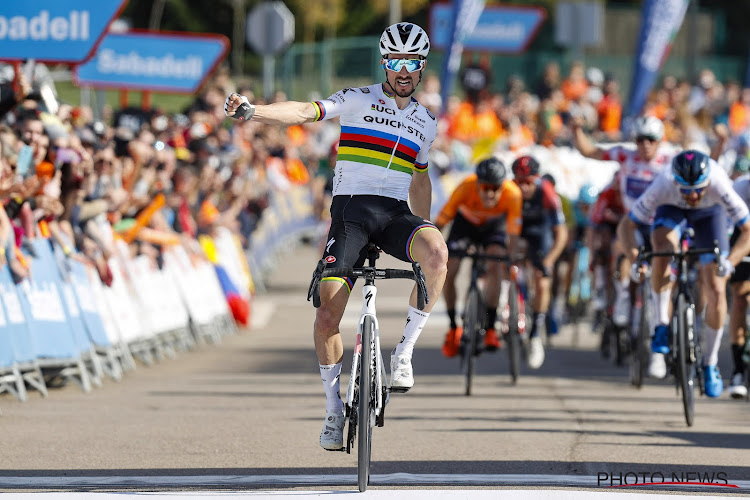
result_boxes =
[389,386,410,394]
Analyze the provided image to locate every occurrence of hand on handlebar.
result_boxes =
[717,255,734,278]
[630,262,647,283]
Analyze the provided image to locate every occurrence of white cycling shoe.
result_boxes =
[390,350,414,392]
[728,373,748,399]
[527,337,545,369]
[648,353,668,379]
[319,410,345,451]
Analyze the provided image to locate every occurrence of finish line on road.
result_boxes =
[1,473,747,491]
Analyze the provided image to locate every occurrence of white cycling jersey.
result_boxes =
[311,83,437,201]
[601,143,680,214]
[733,174,750,215]
[630,160,750,227]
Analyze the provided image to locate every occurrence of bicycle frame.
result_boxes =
[345,281,388,423]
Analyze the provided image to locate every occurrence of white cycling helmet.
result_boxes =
[634,116,665,141]
[379,23,430,59]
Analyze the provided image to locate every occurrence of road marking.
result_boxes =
[0,474,746,491]
[0,490,743,500]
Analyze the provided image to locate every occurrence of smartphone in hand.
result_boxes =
[16,145,34,177]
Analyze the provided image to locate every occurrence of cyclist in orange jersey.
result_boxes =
[436,157,523,357]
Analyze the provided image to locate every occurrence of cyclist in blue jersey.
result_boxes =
[225,23,448,451]
[619,150,750,397]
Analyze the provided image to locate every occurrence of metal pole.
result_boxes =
[232,0,246,78]
[389,0,401,25]
[686,0,697,83]
[263,55,275,100]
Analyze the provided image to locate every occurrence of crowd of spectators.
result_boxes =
[0,58,748,287]
[414,58,750,175]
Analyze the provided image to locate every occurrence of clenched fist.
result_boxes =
[224,93,255,121]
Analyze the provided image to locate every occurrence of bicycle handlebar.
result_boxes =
[637,239,724,274]
[307,259,429,310]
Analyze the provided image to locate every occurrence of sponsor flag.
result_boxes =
[623,0,689,133]
[439,0,485,114]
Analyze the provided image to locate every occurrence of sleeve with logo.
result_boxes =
[311,88,369,122]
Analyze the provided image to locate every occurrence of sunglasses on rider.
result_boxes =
[479,183,501,192]
[678,186,706,196]
[636,135,658,143]
[382,58,426,73]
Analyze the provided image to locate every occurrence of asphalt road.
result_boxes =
[1,243,749,495]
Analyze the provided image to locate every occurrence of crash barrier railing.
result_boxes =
[0,223,253,411]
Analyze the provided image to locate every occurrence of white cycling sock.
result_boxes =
[614,279,629,308]
[499,280,510,310]
[394,306,429,357]
[651,287,671,326]
[319,363,344,413]
[702,325,723,367]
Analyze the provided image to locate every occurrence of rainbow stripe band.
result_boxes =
[321,276,353,293]
[312,101,326,121]
[406,224,440,262]
[338,125,421,174]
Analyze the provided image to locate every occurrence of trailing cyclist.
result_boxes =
[573,116,678,335]
[589,172,626,330]
[511,155,568,369]
[436,157,523,357]
[225,22,449,450]
[619,150,750,397]
[727,170,750,398]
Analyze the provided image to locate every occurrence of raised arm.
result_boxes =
[224,93,317,126]
[571,115,606,160]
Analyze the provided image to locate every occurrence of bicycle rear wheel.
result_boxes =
[358,316,375,491]
[631,282,651,388]
[463,287,482,396]
[507,281,521,385]
[676,293,695,427]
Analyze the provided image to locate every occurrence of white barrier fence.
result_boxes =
[0,228,246,408]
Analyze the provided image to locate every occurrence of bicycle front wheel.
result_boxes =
[463,287,482,396]
[631,282,651,388]
[358,316,375,491]
[676,293,695,427]
[507,281,521,385]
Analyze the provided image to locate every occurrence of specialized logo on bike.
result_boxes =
[325,255,336,263]
[365,291,373,307]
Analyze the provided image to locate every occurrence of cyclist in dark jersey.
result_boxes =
[511,155,568,369]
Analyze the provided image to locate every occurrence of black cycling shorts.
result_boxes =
[321,195,438,292]
[729,228,750,284]
[446,211,507,253]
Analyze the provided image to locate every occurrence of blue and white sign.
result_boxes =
[0,0,127,63]
[430,4,546,53]
[623,0,688,130]
[75,31,229,94]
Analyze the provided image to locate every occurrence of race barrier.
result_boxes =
[0,224,253,410]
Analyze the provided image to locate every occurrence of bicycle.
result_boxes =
[566,241,592,346]
[637,228,719,427]
[629,258,652,389]
[449,249,524,392]
[307,244,428,492]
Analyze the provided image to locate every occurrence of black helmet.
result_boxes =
[476,157,507,185]
[672,150,710,187]
[511,155,540,179]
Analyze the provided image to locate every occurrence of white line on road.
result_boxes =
[0,473,746,492]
